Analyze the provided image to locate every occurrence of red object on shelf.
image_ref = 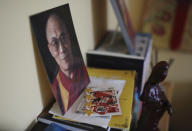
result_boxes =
[170,0,190,50]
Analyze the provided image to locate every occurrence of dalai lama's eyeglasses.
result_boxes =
[48,32,70,50]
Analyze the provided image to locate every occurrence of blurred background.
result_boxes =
[0,0,191,130]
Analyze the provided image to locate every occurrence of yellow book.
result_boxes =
[87,68,136,130]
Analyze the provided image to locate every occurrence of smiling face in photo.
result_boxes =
[46,14,73,75]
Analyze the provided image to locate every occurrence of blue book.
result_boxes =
[45,123,68,131]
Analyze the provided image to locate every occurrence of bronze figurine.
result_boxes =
[137,61,173,131]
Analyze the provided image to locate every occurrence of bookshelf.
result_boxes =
[31,1,174,131]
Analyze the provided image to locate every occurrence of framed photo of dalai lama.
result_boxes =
[30,4,90,115]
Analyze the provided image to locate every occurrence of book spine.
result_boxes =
[38,117,87,131]
[110,0,134,55]
[38,116,107,131]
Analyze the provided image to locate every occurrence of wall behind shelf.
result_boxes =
[157,49,192,131]
[0,0,94,130]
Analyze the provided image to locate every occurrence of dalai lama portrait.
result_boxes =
[45,13,89,115]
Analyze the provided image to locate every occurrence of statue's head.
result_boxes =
[150,61,169,83]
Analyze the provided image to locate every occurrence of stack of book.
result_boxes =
[36,68,136,131]
[86,0,153,130]
[87,0,152,95]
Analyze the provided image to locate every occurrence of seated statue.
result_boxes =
[137,61,173,131]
